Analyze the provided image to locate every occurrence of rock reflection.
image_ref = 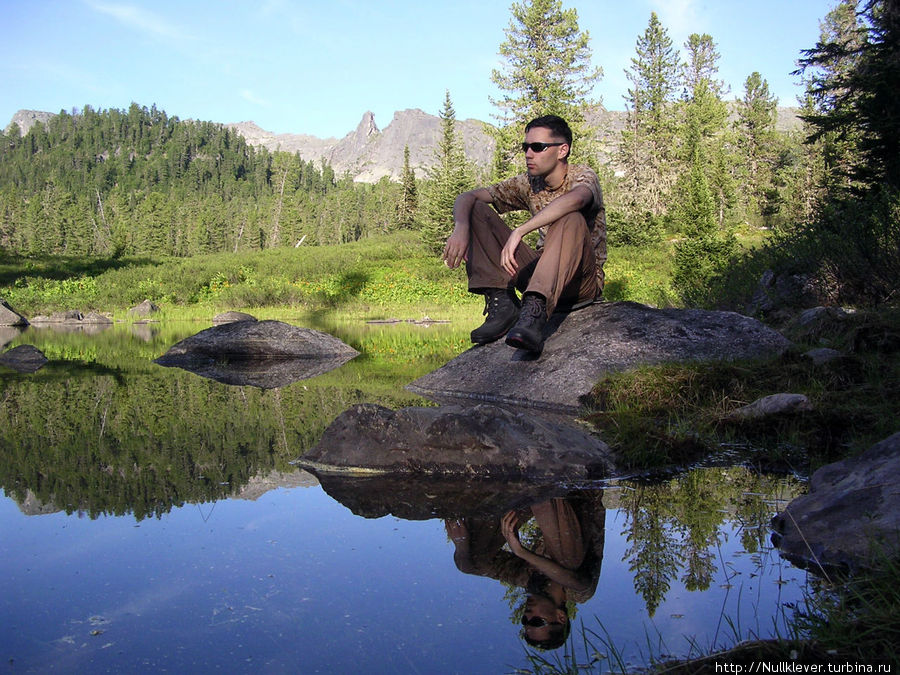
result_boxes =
[154,354,357,389]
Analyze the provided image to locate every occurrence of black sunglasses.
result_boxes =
[521,142,565,153]
[521,616,559,627]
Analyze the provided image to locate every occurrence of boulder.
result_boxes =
[213,311,257,324]
[771,432,900,573]
[297,402,615,481]
[129,299,160,316]
[0,344,48,373]
[724,393,813,422]
[82,311,113,324]
[154,319,358,387]
[408,301,791,413]
[0,299,28,326]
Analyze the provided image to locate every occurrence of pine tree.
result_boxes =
[395,145,418,229]
[420,92,475,253]
[489,0,602,178]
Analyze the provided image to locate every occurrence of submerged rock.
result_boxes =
[297,402,615,481]
[771,432,900,573]
[408,301,791,412]
[0,344,48,373]
[154,319,358,388]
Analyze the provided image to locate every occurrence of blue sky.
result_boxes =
[2,0,832,139]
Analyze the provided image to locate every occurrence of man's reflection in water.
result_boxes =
[445,492,604,650]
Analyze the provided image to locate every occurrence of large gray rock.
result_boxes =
[154,320,358,387]
[156,319,358,360]
[0,345,48,373]
[771,432,900,573]
[297,402,615,481]
[0,299,28,326]
[408,301,792,413]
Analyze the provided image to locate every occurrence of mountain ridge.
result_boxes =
[6,105,802,184]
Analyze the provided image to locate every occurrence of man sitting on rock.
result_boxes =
[442,114,606,354]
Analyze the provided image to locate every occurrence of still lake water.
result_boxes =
[0,318,809,673]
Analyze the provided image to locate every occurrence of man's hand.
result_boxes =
[442,229,468,269]
[500,228,523,277]
[501,510,526,556]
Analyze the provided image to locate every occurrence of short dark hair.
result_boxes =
[524,115,573,154]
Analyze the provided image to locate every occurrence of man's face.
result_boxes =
[523,127,568,178]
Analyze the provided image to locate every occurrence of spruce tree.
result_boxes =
[395,145,418,229]
[734,72,779,224]
[489,0,602,178]
[616,12,680,242]
[420,91,475,253]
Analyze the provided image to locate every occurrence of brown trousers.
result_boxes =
[466,201,598,316]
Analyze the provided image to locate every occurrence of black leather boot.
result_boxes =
[470,288,520,344]
[505,294,547,353]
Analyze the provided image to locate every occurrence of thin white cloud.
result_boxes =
[648,0,701,41]
[240,89,271,107]
[85,1,193,41]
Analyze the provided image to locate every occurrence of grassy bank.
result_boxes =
[0,230,681,322]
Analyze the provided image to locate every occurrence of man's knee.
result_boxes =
[471,201,504,229]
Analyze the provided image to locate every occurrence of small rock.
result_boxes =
[803,347,843,365]
[129,299,160,316]
[725,393,812,421]
[82,311,113,324]
[48,310,83,323]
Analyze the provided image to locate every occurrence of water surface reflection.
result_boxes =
[0,322,808,671]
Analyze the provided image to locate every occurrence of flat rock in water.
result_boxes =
[771,432,900,573]
[408,301,792,412]
[298,402,615,481]
[156,319,358,360]
[154,320,358,387]
[0,344,48,373]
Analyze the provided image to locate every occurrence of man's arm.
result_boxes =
[442,188,493,269]
[499,184,593,277]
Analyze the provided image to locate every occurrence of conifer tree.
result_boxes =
[616,12,680,242]
[420,91,475,253]
[489,0,602,178]
[395,145,418,229]
[734,72,779,223]
[672,33,735,306]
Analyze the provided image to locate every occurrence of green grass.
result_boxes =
[0,230,702,322]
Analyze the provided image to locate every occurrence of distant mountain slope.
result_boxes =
[7,105,802,184]
[226,109,495,182]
